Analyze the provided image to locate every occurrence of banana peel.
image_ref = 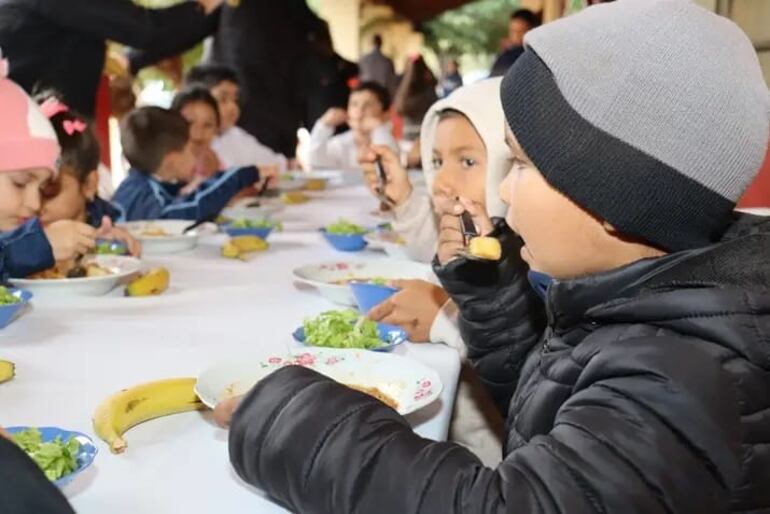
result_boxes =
[280,191,309,205]
[125,268,170,297]
[0,360,15,384]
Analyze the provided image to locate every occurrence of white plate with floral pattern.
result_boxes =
[195,348,442,416]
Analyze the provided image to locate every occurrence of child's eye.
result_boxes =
[461,158,477,169]
[431,158,442,170]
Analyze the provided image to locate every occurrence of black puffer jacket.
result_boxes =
[229,218,770,513]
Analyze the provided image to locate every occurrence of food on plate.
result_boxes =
[125,267,170,297]
[332,277,388,286]
[222,235,269,260]
[228,218,282,231]
[140,226,170,237]
[303,310,384,349]
[344,384,399,410]
[376,231,406,245]
[304,178,327,191]
[12,428,81,481]
[0,286,21,305]
[325,219,367,236]
[280,191,309,205]
[27,260,114,280]
[468,236,502,261]
[0,359,15,383]
[92,377,204,454]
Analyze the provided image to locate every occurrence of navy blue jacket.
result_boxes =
[112,166,258,221]
[0,219,54,280]
[85,197,126,228]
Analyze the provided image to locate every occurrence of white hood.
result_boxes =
[419,77,509,218]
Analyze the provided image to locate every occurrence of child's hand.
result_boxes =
[360,145,412,207]
[367,280,450,342]
[321,108,348,128]
[214,395,242,429]
[257,164,280,190]
[0,426,11,441]
[44,220,96,261]
[435,196,494,265]
[96,216,142,257]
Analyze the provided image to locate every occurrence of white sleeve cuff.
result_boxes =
[429,299,467,359]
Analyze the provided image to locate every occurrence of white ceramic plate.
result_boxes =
[222,198,285,220]
[123,220,199,255]
[10,255,141,298]
[195,348,442,416]
[364,231,410,260]
[293,259,432,306]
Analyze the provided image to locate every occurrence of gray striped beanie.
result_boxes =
[501,0,770,252]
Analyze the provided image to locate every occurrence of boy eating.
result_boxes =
[215,1,770,512]
[113,106,262,221]
[308,81,399,171]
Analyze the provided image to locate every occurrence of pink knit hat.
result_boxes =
[0,50,60,175]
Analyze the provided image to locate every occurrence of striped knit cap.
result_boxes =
[501,0,770,251]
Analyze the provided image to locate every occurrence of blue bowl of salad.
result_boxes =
[6,426,98,489]
[349,281,402,335]
[0,287,32,329]
[220,218,280,240]
[293,309,407,352]
[321,219,368,252]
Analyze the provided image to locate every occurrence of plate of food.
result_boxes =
[364,230,409,259]
[195,348,442,416]
[292,259,432,306]
[293,309,407,352]
[10,255,141,298]
[122,220,199,254]
[321,219,369,252]
[222,198,285,220]
[7,426,98,489]
[219,218,282,239]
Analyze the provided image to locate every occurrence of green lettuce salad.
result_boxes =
[230,218,282,230]
[0,286,20,305]
[303,310,383,349]
[326,219,367,236]
[12,428,81,481]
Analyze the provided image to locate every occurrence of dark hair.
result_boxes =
[171,86,221,126]
[120,107,189,174]
[34,92,100,184]
[437,108,467,123]
[372,34,383,49]
[352,81,391,111]
[393,56,438,119]
[185,64,239,90]
[511,8,540,28]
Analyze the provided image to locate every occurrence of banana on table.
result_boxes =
[0,359,15,383]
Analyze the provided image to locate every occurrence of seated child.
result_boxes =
[36,95,140,256]
[0,61,98,279]
[362,78,537,466]
[185,64,289,173]
[308,81,399,171]
[112,106,262,221]
[170,86,223,189]
[214,2,770,513]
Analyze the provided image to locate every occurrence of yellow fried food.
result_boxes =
[468,236,502,261]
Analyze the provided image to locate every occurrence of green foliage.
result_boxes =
[423,0,519,56]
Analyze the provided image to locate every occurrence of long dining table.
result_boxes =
[0,175,461,513]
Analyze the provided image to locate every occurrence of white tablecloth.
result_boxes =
[0,184,461,513]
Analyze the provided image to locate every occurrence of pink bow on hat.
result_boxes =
[63,119,86,135]
[39,98,70,119]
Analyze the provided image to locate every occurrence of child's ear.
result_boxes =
[82,170,99,201]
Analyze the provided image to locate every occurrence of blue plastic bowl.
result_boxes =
[292,324,407,352]
[6,426,98,488]
[350,282,401,334]
[0,289,32,329]
[222,224,273,240]
[321,229,367,252]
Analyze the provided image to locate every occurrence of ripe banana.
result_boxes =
[0,359,15,384]
[280,191,309,205]
[222,235,268,260]
[92,377,204,454]
[125,267,170,297]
